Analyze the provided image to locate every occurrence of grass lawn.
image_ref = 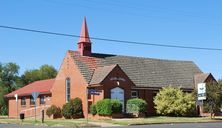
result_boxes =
[0,118,96,127]
[98,116,222,125]
[0,116,221,127]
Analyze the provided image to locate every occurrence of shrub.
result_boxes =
[111,99,122,113]
[96,99,122,116]
[72,97,83,118]
[154,86,196,116]
[96,99,112,116]
[126,98,147,114]
[46,105,61,118]
[90,104,97,115]
[61,97,84,119]
[62,103,72,119]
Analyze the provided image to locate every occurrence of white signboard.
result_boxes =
[197,83,206,100]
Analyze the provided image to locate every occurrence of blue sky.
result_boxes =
[0,0,222,79]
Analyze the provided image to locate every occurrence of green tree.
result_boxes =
[0,62,21,115]
[203,82,221,118]
[0,62,20,92]
[21,64,57,85]
[154,86,196,116]
[0,82,8,115]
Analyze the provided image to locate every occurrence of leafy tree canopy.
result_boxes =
[203,81,221,115]
[21,64,57,85]
[0,62,20,92]
[0,62,20,115]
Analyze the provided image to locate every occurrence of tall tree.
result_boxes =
[0,62,20,115]
[203,81,221,118]
[21,64,57,85]
[0,62,20,92]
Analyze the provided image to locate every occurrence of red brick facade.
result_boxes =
[51,51,89,117]
[8,94,51,118]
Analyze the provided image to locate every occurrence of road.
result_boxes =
[1,122,222,128]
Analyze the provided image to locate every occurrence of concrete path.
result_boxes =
[89,121,122,127]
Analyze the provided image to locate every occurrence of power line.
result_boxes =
[0,25,222,51]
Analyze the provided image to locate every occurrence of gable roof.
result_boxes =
[69,51,202,89]
[194,73,217,86]
[194,73,210,85]
[5,79,55,98]
[90,65,117,85]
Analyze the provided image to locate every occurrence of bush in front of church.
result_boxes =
[61,103,72,119]
[46,105,61,118]
[90,104,97,115]
[111,99,122,113]
[95,99,122,116]
[153,86,196,116]
[62,97,83,119]
[126,98,147,116]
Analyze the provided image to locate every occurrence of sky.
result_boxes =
[0,0,222,79]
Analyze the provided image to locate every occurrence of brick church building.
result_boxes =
[5,18,216,118]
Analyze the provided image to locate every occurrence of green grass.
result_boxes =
[0,118,97,127]
[0,116,221,127]
[97,116,222,125]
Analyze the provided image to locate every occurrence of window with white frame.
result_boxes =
[40,96,45,105]
[66,78,71,102]
[30,96,35,105]
[21,97,26,106]
[131,90,138,98]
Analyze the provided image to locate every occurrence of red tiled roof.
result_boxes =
[5,79,55,98]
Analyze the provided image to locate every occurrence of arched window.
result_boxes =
[65,78,71,102]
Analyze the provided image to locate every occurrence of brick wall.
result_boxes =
[8,94,51,118]
[51,51,89,117]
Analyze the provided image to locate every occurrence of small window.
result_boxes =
[21,97,26,106]
[40,96,45,105]
[30,96,35,105]
[66,78,71,102]
[131,90,138,98]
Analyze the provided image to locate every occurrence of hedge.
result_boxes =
[126,98,147,114]
[46,105,61,118]
[96,99,122,116]
[90,104,97,115]
[111,99,122,113]
[61,97,83,119]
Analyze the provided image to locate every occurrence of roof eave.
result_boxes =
[4,91,52,98]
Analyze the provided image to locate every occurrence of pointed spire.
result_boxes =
[77,17,92,56]
[78,17,91,43]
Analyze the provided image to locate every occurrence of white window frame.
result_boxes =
[131,90,138,98]
[65,78,71,102]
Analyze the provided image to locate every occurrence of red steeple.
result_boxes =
[77,17,92,56]
[78,17,91,43]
